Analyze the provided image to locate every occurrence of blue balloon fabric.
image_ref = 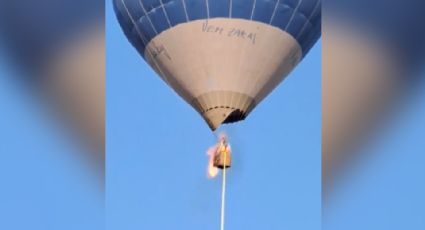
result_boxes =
[326,0,425,72]
[114,0,321,58]
[0,0,104,73]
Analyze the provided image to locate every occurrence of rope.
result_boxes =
[220,150,227,230]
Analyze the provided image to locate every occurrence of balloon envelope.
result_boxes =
[0,0,103,73]
[114,0,321,130]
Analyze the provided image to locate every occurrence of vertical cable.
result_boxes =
[220,150,227,230]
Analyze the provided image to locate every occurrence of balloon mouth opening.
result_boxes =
[202,107,249,131]
[223,109,246,124]
[191,91,255,130]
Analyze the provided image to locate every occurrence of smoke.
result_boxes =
[206,144,219,179]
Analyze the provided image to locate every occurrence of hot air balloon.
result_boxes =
[113,0,321,130]
[0,0,105,179]
[323,0,425,196]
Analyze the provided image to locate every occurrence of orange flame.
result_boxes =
[207,145,219,178]
[207,132,231,179]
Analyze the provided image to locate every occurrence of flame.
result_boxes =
[206,132,231,179]
[207,145,219,178]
